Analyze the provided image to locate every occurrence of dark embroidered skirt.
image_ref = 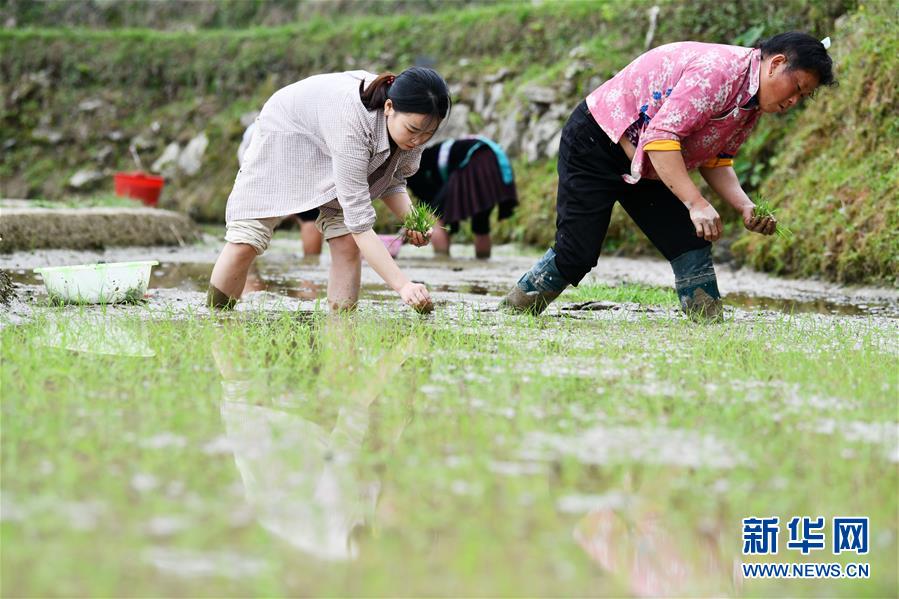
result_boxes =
[423,147,518,226]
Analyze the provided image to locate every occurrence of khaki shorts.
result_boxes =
[225,203,352,255]
[313,201,351,241]
[224,216,284,255]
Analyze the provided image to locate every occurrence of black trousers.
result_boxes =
[553,101,710,286]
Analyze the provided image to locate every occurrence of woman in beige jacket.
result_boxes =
[209,67,450,312]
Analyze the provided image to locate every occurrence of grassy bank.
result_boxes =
[730,2,898,285]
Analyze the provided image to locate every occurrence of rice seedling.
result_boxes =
[2,301,896,597]
[401,202,440,234]
[564,282,679,305]
[754,195,794,239]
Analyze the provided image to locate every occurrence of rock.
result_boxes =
[94,145,115,163]
[564,61,585,81]
[521,106,567,162]
[568,45,590,60]
[585,75,604,95]
[177,133,209,176]
[74,123,92,142]
[32,128,63,144]
[496,111,521,157]
[520,84,557,106]
[473,86,487,114]
[481,82,505,122]
[68,169,105,190]
[77,98,104,112]
[485,68,513,83]
[152,142,181,176]
[545,130,562,158]
[10,71,50,104]
[430,104,470,145]
[131,134,155,151]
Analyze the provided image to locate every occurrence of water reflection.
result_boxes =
[724,292,888,316]
[210,318,410,561]
[34,315,154,357]
[573,495,738,596]
[242,264,322,300]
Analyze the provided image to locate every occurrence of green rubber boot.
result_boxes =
[500,248,568,315]
[680,287,724,322]
[500,286,563,315]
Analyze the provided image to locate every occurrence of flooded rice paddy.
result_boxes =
[2,234,898,596]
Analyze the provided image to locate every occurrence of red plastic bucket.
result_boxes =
[113,172,164,207]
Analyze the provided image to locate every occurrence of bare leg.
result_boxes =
[300,220,323,256]
[209,242,257,303]
[431,219,451,256]
[474,233,492,259]
[327,234,361,311]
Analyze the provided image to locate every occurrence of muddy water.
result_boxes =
[4,235,897,318]
[3,237,898,596]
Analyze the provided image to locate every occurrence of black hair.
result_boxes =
[359,66,451,126]
[758,31,836,87]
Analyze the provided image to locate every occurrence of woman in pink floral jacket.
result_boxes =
[503,32,834,319]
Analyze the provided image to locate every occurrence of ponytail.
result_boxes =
[359,73,397,110]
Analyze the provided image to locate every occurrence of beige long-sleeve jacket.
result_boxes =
[226,70,423,233]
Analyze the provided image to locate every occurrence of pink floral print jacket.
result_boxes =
[586,42,762,183]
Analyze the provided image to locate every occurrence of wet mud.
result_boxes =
[2,234,897,325]
[0,205,200,252]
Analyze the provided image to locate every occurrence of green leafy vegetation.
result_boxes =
[731,2,898,284]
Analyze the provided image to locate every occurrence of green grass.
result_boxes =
[563,282,679,306]
[29,194,145,209]
[2,307,896,596]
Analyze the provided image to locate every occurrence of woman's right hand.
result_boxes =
[688,199,722,241]
[399,281,433,313]
[403,228,431,247]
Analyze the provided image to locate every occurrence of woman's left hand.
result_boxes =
[404,228,432,247]
[741,205,777,235]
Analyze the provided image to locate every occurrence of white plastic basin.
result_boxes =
[33,260,159,304]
